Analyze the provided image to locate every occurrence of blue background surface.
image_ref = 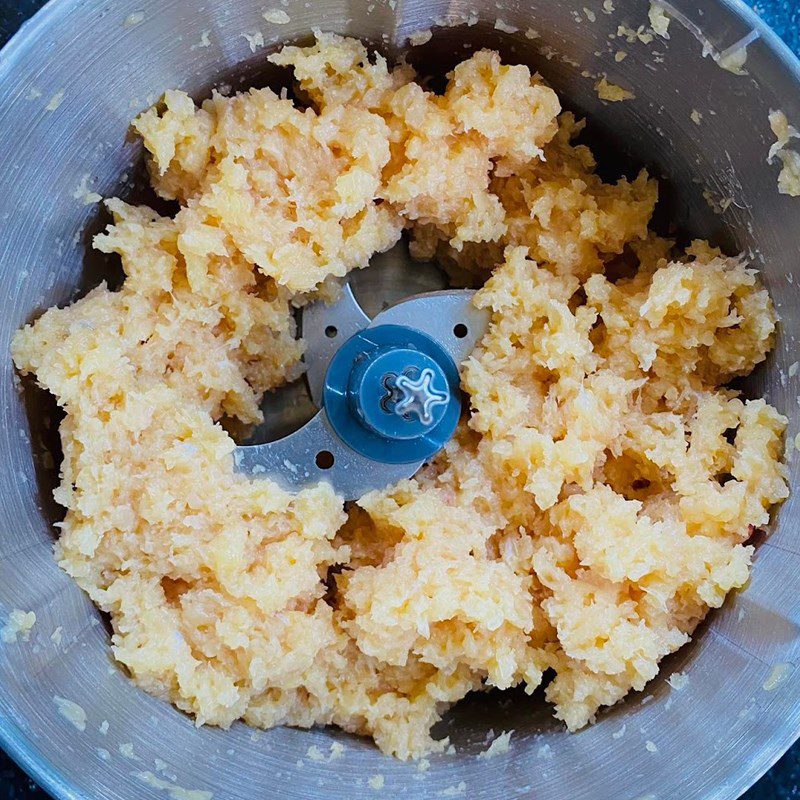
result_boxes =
[0,0,798,797]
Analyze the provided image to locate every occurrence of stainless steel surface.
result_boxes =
[236,287,487,497]
[234,408,419,499]
[1,1,800,800]
[369,291,491,369]
[302,283,370,407]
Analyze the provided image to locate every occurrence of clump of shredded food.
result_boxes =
[12,34,788,759]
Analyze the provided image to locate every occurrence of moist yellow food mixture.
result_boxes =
[12,34,789,758]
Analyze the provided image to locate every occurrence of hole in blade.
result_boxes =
[316,450,335,470]
[325,325,338,338]
[453,323,468,338]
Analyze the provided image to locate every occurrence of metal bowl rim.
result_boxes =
[0,0,799,798]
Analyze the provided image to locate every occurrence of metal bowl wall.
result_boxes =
[1,1,799,798]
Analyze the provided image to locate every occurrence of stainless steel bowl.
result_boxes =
[1,1,800,798]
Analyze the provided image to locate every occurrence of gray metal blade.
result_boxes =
[302,282,370,407]
[370,290,490,368]
[233,288,490,498]
[232,408,421,500]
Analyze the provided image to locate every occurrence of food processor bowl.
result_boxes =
[1,0,799,798]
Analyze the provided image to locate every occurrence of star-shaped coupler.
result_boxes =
[393,367,450,425]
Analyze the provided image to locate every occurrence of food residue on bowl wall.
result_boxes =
[439,782,467,797]
[1,609,36,643]
[616,24,654,45]
[763,662,794,691]
[647,3,670,39]
[666,671,689,691]
[407,30,433,46]
[73,175,102,205]
[134,771,213,800]
[53,696,87,731]
[242,31,265,52]
[119,742,136,759]
[477,730,514,759]
[494,19,519,34]
[306,741,346,762]
[123,12,144,27]
[191,30,211,50]
[45,89,65,112]
[263,8,290,24]
[768,110,800,197]
[594,75,635,101]
[714,37,753,75]
[648,1,759,77]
